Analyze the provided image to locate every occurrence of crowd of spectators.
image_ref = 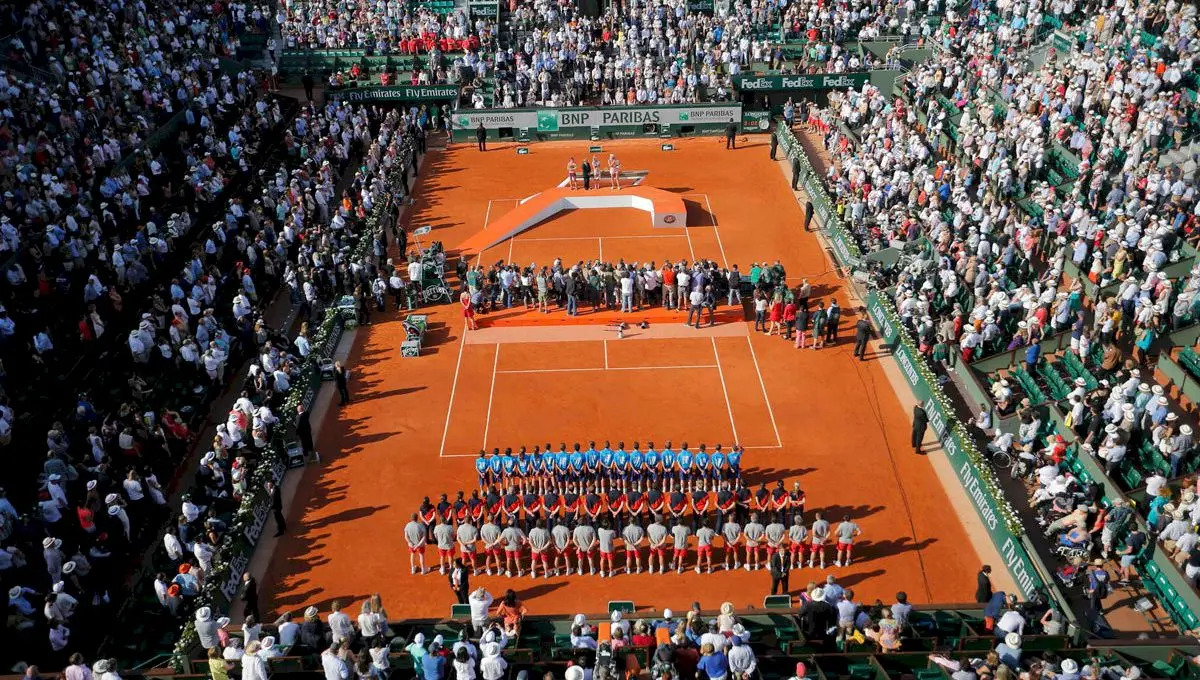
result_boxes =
[280,3,494,54]
[0,19,425,660]
[57,579,1107,680]
[813,0,1199,359]
[792,0,1200,619]
[280,0,927,109]
[4,0,1200,668]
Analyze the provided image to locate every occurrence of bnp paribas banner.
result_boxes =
[326,85,461,102]
[453,104,742,131]
[733,73,869,92]
[537,105,742,130]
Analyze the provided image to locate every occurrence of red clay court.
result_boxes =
[257,137,985,620]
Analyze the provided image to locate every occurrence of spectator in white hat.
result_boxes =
[42,537,65,583]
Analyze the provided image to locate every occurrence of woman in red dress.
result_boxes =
[767,297,785,336]
[461,291,477,331]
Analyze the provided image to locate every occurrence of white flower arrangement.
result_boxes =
[878,292,1026,535]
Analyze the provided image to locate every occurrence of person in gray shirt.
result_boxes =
[809,512,830,569]
[480,518,503,576]
[670,521,691,574]
[765,520,787,565]
[727,636,758,679]
[787,516,808,570]
[195,606,218,650]
[891,591,912,629]
[722,519,743,571]
[622,520,645,575]
[573,521,598,575]
[647,515,669,574]
[743,513,765,571]
[457,519,479,575]
[501,519,527,577]
[835,515,862,567]
[551,522,573,576]
[598,519,618,578]
[404,513,427,575]
[528,520,552,579]
[433,517,456,575]
[695,523,717,574]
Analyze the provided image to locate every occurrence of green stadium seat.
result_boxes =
[268,657,306,673]
[1152,653,1188,678]
[848,663,878,680]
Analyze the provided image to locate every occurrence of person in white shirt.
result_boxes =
[107,503,130,540]
[259,637,282,659]
[124,471,145,502]
[182,497,203,523]
[274,612,300,651]
[995,600,1025,637]
[1172,531,1200,565]
[358,601,383,643]
[241,642,269,680]
[609,609,630,638]
[699,621,727,653]
[1145,473,1168,498]
[153,572,171,608]
[469,587,494,634]
[273,367,291,393]
[224,638,245,661]
[163,527,184,561]
[1160,510,1192,544]
[193,538,215,572]
[328,601,355,644]
[46,475,69,508]
[294,331,311,357]
[321,643,350,680]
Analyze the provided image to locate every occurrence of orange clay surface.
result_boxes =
[260,137,980,620]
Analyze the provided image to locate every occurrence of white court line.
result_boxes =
[495,364,718,374]
[437,329,469,457]
[702,194,730,267]
[743,445,785,449]
[598,236,604,262]
[478,199,521,267]
[483,198,521,229]
[683,224,697,262]
[711,338,740,444]
[481,344,501,448]
[745,335,783,447]
[603,340,609,370]
[684,192,729,267]
[515,235,684,242]
[514,236,602,242]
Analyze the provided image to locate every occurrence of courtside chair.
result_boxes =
[763,594,792,609]
[607,600,635,615]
